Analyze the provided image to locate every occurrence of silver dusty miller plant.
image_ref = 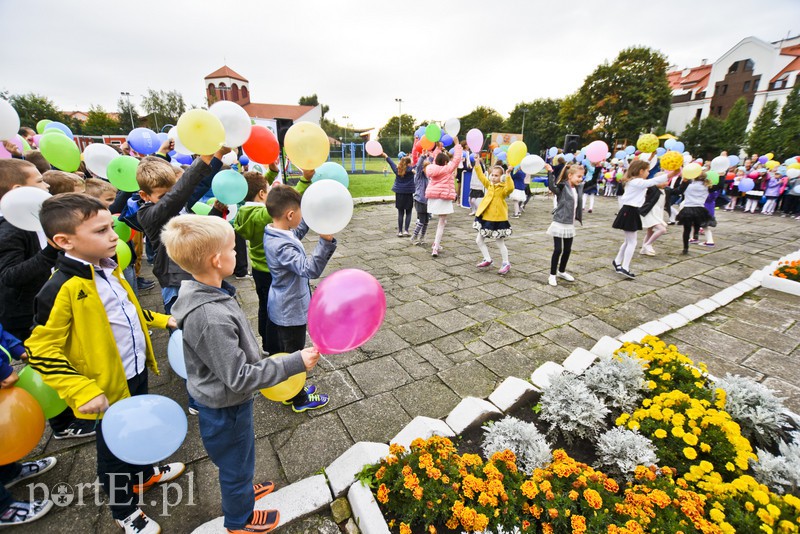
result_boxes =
[481,417,552,475]
[539,372,609,445]
[750,432,800,495]
[714,374,789,447]
[595,427,659,481]
[583,354,647,415]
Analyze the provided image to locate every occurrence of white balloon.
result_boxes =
[0,186,51,232]
[167,330,187,379]
[168,126,193,155]
[683,154,693,165]
[209,101,252,148]
[444,117,460,137]
[300,180,353,235]
[710,155,730,174]
[787,168,800,179]
[520,154,545,175]
[221,151,238,166]
[83,143,120,179]
[0,100,20,141]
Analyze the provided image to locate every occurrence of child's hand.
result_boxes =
[3,141,21,157]
[78,393,109,414]
[268,161,280,173]
[381,153,387,159]
[301,346,320,371]
[319,234,334,242]
[302,169,315,181]
[215,146,232,159]
[544,164,553,173]
[167,317,177,329]
[158,138,174,155]
[0,370,19,389]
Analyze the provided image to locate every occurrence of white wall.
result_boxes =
[667,101,708,134]
[706,37,777,97]
[297,105,322,125]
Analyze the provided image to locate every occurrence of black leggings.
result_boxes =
[550,237,573,275]
[397,208,413,232]
[682,222,701,249]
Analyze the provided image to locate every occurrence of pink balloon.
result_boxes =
[365,140,383,157]
[32,134,42,147]
[308,269,386,354]
[0,144,10,159]
[0,136,23,159]
[466,128,483,153]
[585,140,609,162]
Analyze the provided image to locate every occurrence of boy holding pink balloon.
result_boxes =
[163,214,321,534]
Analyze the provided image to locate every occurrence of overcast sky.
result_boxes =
[1,0,798,132]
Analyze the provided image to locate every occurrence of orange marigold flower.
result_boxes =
[375,466,386,480]
[377,484,389,504]
[543,523,554,534]
[548,508,559,519]
[522,520,531,530]
[399,522,411,534]
[571,515,588,533]
[412,487,423,500]
[389,443,407,456]
[521,480,539,499]
[569,490,579,501]
[604,478,620,493]
[584,488,603,509]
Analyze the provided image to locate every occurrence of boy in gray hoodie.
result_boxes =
[163,214,320,534]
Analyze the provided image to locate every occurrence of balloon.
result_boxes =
[765,160,780,170]
[0,187,51,232]
[520,154,545,174]
[259,353,306,401]
[44,121,73,139]
[221,151,238,167]
[127,128,160,155]
[765,152,774,161]
[660,151,683,171]
[167,330,187,379]
[790,163,800,170]
[209,101,252,148]
[312,162,349,188]
[0,388,45,464]
[636,134,659,153]
[440,134,453,148]
[167,126,193,156]
[585,140,609,162]
[0,100,20,140]
[655,147,666,156]
[562,153,574,162]
[419,137,435,150]
[576,153,586,162]
[176,109,225,155]
[107,156,140,192]
[300,180,353,235]
[174,153,193,165]
[113,215,132,241]
[497,152,508,162]
[738,177,755,192]
[616,171,624,180]
[672,141,685,153]
[16,366,67,419]
[365,140,383,157]
[308,269,386,354]
[727,155,740,167]
[414,127,425,139]
[115,240,131,270]
[424,123,442,143]
[240,125,279,166]
[101,395,187,465]
[757,155,768,164]
[710,155,730,173]
[615,151,626,160]
[239,155,249,166]
[682,163,702,180]
[706,171,720,185]
[35,119,52,135]
[83,143,120,179]
[624,145,635,154]
[506,141,527,167]
[466,129,483,153]
[191,201,212,215]
[444,118,460,137]
[493,147,503,156]
[664,138,676,150]
[31,134,41,147]
[39,133,80,172]
[284,122,330,170]
[786,168,800,179]
[212,169,248,204]
[548,147,558,158]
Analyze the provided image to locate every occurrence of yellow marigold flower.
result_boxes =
[746,501,755,512]
[700,442,711,453]
[389,443,407,456]
[521,480,539,499]
[446,516,459,530]
[758,507,774,526]
[753,490,770,506]
[683,447,697,460]
[778,520,798,533]
[766,504,781,519]
[654,429,667,439]
[542,523,554,534]
[584,488,603,510]
[760,525,773,534]
[474,513,489,531]
[672,413,686,426]
[569,490,579,501]
[399,523,412,534]
[725,462,735,472]
[683,433,699,446]
[699,460,714,473]
[710,508,726,523]
[662,372,672,381]
[428,526,437,534]
[628,420,640,430]
[672,426,686,438]
[571,515,587,532]
[783,494,800,510]
[413,487,423,500]
[648,380,657,390]
[616,413,630,426]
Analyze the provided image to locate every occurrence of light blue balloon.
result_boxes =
[156,132,169,144]
[673,141,685,153]
[664,138,676,150]
[606,152,612,158]
[312,162,349,188]
[576,153,585,162]
[548,147,558,157]
[497,152,507,162]
[167,330,186,379]
[615,151,626,159]
[101,395,188,464]
[211,169,248,204]
[564,153,575,162]
[656,147,666,156]
[44,121,74,139]
[777,165,787,175]
[493,147,503,156]
[625,145,635,154]
[728,155,740,167]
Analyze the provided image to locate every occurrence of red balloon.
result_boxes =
[308,269,386,354]
[726,172,735,180]
[242,125,279,164]
[0,388,46,464]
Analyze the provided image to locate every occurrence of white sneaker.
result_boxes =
[548,275,557,286]
[557,271,574,282]
[115,509,161,534]
[0,500,53,527]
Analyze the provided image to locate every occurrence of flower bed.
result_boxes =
[763,259,800,297]
[358,337,800,533]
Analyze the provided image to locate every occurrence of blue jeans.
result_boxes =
[196,399,255,530]
[123,264,138,300]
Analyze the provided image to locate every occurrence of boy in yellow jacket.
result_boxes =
[25,194,181,534]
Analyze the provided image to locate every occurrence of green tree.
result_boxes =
[680,117,703,156]
[777,83,800,159]
[720,97,749,155]
[504,99,562,154]
[378,114,416,155]
[747,100,780,155]
[117,96,140,131]
[141,89,186,131]
[298,94,330,118]
[7,93,68,130]
[82,105,121,135]
[682,116,725,160]
[558,92,595,142]
[459,106,504,140]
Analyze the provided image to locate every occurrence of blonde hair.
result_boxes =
[136,156,176,194]
[621,160,650,184]
[84,178,118,199]
[557,163,584,184]
[162,214,233,275]
[42,170,83,195]
[0,159,37,198]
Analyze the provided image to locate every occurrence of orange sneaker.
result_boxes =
[226,510,280,533]
[132,463,186,494]
[253,482,275,501]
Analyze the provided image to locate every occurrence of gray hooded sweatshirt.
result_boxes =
[170,279,306,409]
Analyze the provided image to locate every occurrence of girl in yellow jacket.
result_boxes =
[472,155,515,275]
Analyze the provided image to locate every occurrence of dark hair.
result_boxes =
[622,160,650,183]
[18,127,35,138]
[243,171,267,202]
[0,159,37,198]
[266,184,301,220]
[40,193,107,239]
[23,150,51,174]
[434,152,450,166]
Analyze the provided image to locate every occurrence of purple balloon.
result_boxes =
[466,128,483,153]
[441,134,453,147]
[738,177,755,193]
[44,121,74,139]
[175,153,193,165]
[156,132,169,144]
[127,128,160,155]
[757,155,768,164]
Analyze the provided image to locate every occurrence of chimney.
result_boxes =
[701,59,708,66]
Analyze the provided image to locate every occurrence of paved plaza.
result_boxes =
[11,194,800,533]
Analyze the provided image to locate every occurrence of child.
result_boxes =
[42,170,84,194]
[383,152,415,237]
[26,194,183,534]
[472,156,514,274]
[84,178,119,207]
[611,158,668,278]
[509,166,526,218]
[163,215,320,534]
[467,155,485,216]
[425,140,462,257]
[545,163,584,286]
[676,172,713,254]
[263,185,334,412]
[762,172,782,215]
[639,174,673,255]
[410,152,432,245]
[581,163,600,213]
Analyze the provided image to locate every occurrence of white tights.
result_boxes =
[614,231,638,271]
[583,194,595,211]
[477,234,509,264]
[763,199,777,214]
[643,224,667,247]
[433,215,447,249]
[745,198,759,213]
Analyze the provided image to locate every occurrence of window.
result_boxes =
[231,83,239,102]
[241,86,249,99]
[773,77,787,90]
[743,81,751,92]
[728,62,739,74]
[218,83,228,100]
[747,103,753,115]
[695,109,703,120]
[744,59,755,72]
[717,106,723,115]
[207,83,216,98]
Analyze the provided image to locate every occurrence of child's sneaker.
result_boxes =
[53,419,96,440]
[476,259,493,268]
[700,242,716,248]
[0,500,53,527]
[115,508,160,534]
[281,385,317,405]
[4,457,57,488]
[548,275,557,286]
[431,245,439,258]
[557,271,574,282]
[688,238,700,244]
[253,481,276,501]
[498,263,511,275]
[188,407,199,416]
[292,393,329,413]
[132,463,186,494]
[227,510,280,534]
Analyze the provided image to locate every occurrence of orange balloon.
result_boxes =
[419,137,435,150]
[0,388,46,464]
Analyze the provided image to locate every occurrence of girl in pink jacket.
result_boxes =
[425,140,462,257]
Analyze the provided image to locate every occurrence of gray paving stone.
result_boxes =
[338,393,412,444]
[393,348,438,379]
[347,356,412,397]
[438,360,499,398]
[271,412,354,482]
[391,319,446,345]
[359,328,411,356]
[393,376,461,419]
[742,348,800,388]
[425,309,479,334]
[481,321,525,349]
[762,378,800,414]
[478,345,546,379]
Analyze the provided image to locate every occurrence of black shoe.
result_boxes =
[136,277,155,291]
[612,260,621,272]
[53,419,96,440]
[618,268,636,279]
[682,248,689,255]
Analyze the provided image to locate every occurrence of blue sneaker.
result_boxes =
[292,393,329,413]
[282,384,317,405]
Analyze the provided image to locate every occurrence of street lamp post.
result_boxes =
[395,98,403,154]
[342,116,349,143]
[120,92,135,130]
[521,108,528,139]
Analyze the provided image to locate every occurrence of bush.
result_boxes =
[595,427,659,480]
[584,354,647,415]
[713,374,790,448]
[751,432,800,495]
[481,417,551,475]
[539,372,609,445]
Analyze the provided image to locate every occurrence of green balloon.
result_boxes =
[205,197,217,206]
[706,171,720,186]
[116,240,132,270]
[192,202,212,215]
[39,134,80,172]
[42,127,66,136]
[112,215,132,241]
[16,366,68,419]
[425,123,442,143]
[36,119,52,134]
[106,156,140,192]
[21,138,31,152]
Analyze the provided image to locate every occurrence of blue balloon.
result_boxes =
[469,154,475,163]
[312,161,349,188]
[127,128,160,155]
[738,177,755,193]
[102,395,188,465]
[664,138,676,150]
[548,147,558,157]
[493,147,503,156]
[615,151,626,159]
[397,152,406,158]
[212,169,248,204]
[497,152,507,162]
[156,132,169,144]
[168,150,176,157]
[656,147,666,156]
[777,166,787,175]
[44,121,74,139]
[564,153,575,162]
[576,153,585,162]
[673,141,685,153]
[175,153,193,165]
[625,145,635,154]
[448,148,455,155]
[167,330,186,379]
[239,155,250,166]
[728,155,740,167]
[441,134,453,147]
[415,127,425,139]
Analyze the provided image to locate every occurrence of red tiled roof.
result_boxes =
[771,56,800,83]
[780,44,800,57]
[667,71,682,89]
[205,66,248,82]
[667,64,712,93]
[242,103,315,121]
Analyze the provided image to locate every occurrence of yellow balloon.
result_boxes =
[636,134,659,153]
[176,109,225,156]
[789,163,800,170]
[765,153,774,161]
[506,141,527,167]
[682,162,702,180]
[284,122,330,170]
[765,160,780,170]
[660,151,683,171]
[258,353,306,402]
